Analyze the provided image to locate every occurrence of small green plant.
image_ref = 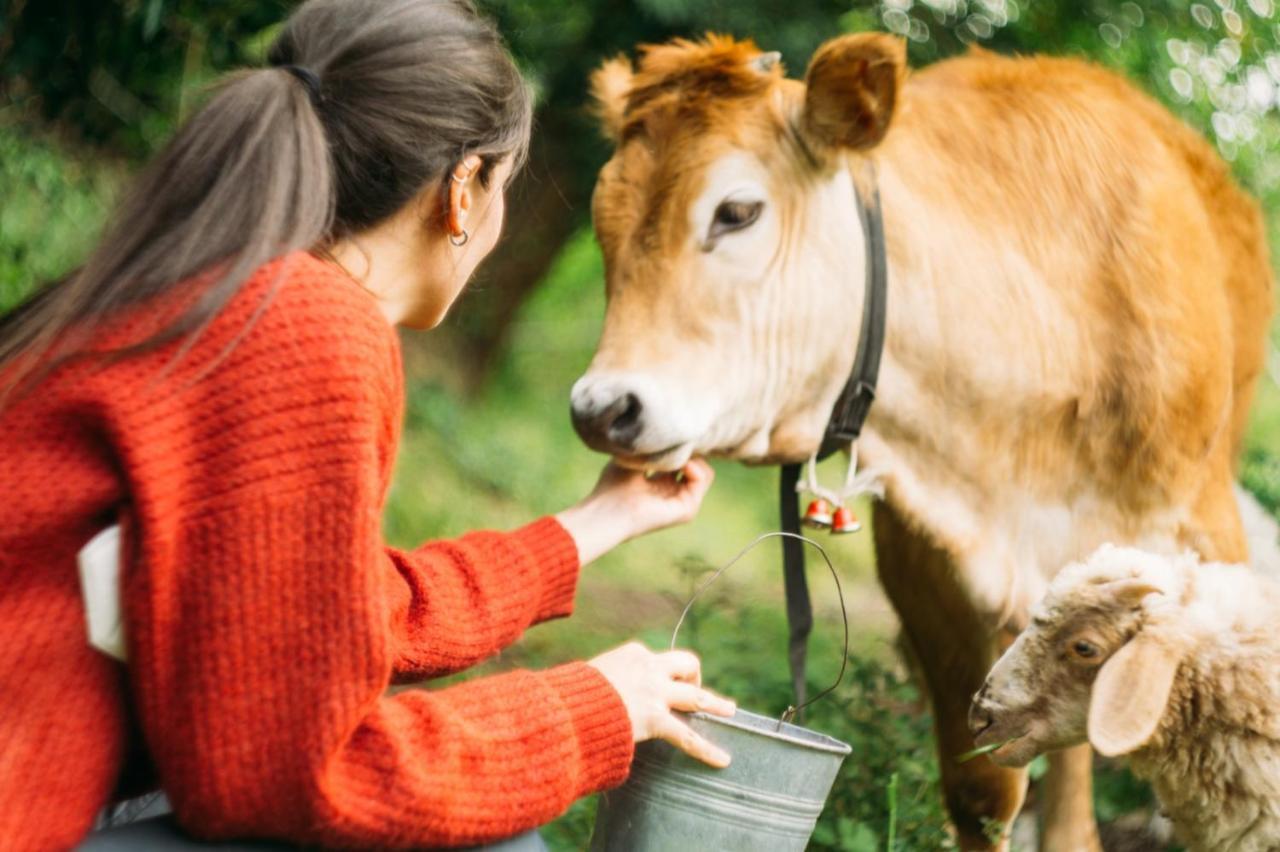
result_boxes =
[886,772,899,851]
[980,816,1007,847]
[956,739,1016,764]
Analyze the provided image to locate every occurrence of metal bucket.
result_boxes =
[589,708,850,851]
[589,533,853,852]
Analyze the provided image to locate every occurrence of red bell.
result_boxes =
[803,498,834,529]
[830,505,862,535]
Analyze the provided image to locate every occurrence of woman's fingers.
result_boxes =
[680,458,714,489]
[659,649,702,685]
[667,681,737,717]
[589,641,737,769]
[654,713,731,768]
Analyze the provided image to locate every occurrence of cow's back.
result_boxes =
[901,50,1271,459]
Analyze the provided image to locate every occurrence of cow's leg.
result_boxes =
[873,504,1027,850]
[1039,744,1101,852]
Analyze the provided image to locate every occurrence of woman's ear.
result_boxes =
[1087,632,1180,757]
[801,33,906,154]
[591,56,634,143]
[446,154,483,240]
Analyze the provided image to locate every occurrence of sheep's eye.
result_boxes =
[1072,640,1100,659]
[708,200,763,241]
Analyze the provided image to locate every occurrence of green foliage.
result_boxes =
[1,0,288,155]
[1242,443,1280,513]
[806,657,954,850]
[1243,366,1280,500]
[0,122,122,312]
[1093,757,1159,824]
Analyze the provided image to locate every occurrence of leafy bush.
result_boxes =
[1,0,286,156]
[1243,443,1280,514]
[806,659,952,850]
[0,122,122,312]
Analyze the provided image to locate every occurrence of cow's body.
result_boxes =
[575,35,1272,850]
[864,49,1269,620]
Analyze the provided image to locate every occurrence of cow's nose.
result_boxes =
[571,391,645,453]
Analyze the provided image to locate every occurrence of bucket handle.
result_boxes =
[669,532,849,725]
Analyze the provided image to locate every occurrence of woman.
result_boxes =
[0,0,735,848]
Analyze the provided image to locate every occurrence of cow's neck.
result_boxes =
[843,155,1175,622]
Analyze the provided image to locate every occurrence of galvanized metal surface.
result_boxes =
[589,708,851,852]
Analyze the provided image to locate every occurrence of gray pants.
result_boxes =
[78,815,548,851]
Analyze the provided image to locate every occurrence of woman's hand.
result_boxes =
[555,459,714,566]
[588,642,735,768]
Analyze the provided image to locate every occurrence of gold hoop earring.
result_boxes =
[450,229,469,247]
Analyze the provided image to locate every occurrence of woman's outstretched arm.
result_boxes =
[381,519,582,681]
[384,461,713,681]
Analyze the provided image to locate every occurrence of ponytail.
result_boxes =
[0,0,532,400]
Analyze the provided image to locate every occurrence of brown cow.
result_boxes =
[571,33,1272,851]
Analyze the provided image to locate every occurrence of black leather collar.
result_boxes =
[779,165,888,716]
[818,169,888,459]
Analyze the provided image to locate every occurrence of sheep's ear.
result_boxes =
[800,33,906,153]
[591,56,634,143]
[1101,579,1165,608]
[1088,634,1179,757]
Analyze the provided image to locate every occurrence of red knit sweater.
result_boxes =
[0,252,634,850]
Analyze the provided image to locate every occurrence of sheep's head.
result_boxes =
[968,545,1194,766]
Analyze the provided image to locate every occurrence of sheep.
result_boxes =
[967,544,1280,852]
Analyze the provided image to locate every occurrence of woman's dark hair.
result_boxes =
[0,0,531,399]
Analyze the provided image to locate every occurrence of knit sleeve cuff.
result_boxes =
[543,662,635,795]
[509,517,581,623]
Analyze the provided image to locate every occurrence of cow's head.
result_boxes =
[571,33,906,470]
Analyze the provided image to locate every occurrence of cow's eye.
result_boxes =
[708,199,763,241]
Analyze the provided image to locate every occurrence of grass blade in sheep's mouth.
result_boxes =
[955,737,1019,764]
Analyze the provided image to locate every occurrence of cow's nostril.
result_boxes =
[605,393,644,448]
[570,389,646,453]
[611,393,641,431]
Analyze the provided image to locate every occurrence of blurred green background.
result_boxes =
[5,1,1280,849]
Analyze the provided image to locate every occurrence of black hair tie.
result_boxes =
[281,64,323,107]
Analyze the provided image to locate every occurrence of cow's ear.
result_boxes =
[591,56,634,143]
[801,33,906,153]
